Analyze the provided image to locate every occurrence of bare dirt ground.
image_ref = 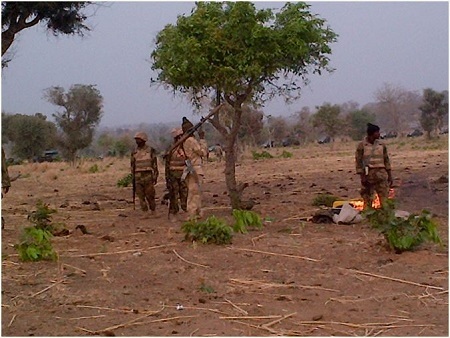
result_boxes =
[1,136,448,336]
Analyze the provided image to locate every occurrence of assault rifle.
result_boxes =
[164,103,224,159]
[132,161,136,210]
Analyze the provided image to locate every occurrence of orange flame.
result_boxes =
[353,188,395,211]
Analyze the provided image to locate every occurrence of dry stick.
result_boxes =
[346,268,445,291]
[262,312,296,328]
[251,233,267,247]
[224,298,248,315]
[67,315,106,321]
[8,314,16,328]
[76,305,135,313]
[220,315,282,320]
[61,263,86,274]
[29,279,66,298]
[298,320,435,330]
[233,247,320,262]
[63,244,171,258]
[230,278,339,293]
[173,249,210,268]
[82,306,165,334]
[190,328,199,336]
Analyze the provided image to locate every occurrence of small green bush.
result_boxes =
[182,216,233,244]
[252,150,274,160]
[88,164,99,173]
[279,150,293,158]
[312,193,339,207]
[117,173,133,187]
[364,200,442,253]
[232,209,263,233]
[15,200,58,261]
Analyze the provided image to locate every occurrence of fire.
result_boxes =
[352,188,395,211]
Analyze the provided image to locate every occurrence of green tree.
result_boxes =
[151,1,337,208]
[44,84,103,164]
[1,112,57,161]
[419,88,448,138]
[311,103,342,141]
[346,109,375,141]
[2,2,91,66]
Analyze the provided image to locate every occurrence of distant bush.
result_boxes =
[252,150,274,160]
[279,150,293,158]
[117,173,133,187]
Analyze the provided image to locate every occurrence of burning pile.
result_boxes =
[333,188,395,211]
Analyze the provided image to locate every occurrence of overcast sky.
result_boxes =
[1,1,448,128]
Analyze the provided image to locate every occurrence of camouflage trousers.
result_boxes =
[135,171,156,212]
[360,168,389,208]
[186,172,204,218]
[166,170,188,215]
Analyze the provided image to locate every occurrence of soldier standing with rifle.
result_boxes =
[165,128,188,222]
[131,132,159,218]
[181,117,208,220]
[2,147,11,229]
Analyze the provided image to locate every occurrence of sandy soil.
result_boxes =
[1,137,448,336]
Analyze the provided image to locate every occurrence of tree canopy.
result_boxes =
[151,1,337,208]
[44,84,103,163]
[1,2,91,64]
[1,112,57,161]
[419,88,448,138]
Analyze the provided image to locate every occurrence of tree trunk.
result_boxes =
[224,135,240,209]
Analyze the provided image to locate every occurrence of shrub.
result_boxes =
[15,201,58,261]
[232,209,263,233]
[88,164,99,173]
[279,150,293,158]
[364,200,442,253]
[252,150,274,160]
[117,173,133,187]
[182,216,233,244]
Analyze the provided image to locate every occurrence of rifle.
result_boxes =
[165,103,224,159]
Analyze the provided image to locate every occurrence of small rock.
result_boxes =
[312,314,323,321]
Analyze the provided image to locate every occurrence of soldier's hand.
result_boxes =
[2,187,9,195]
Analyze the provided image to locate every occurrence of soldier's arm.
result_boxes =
[355,143,364,174]
[152,149,159,181]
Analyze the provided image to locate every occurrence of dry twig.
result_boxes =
[233,247,320,262]
[29,279,66,298]
[63,244,172,258]
[224,298,248,315]
[173,249,210,268]
[345,268,445,290]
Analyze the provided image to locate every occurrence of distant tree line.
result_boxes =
[2,85,447,163]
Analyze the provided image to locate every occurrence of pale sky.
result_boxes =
[1,1,448,127]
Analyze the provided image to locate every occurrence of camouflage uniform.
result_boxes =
[2,147,11,228]
[165,131,188,215]
[355,137,391,208]
[2,147,11,195]
[131,133,158,212]
[183,135,208,218]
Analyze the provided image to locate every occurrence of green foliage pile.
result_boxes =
[252,150,274,160]
[312,193,339,207]
[364,200,442,253]
[117,173,133,187]
[182,210,264,244]
[182,216,233,244]
[232,209,263,233]
[15,200,58,261]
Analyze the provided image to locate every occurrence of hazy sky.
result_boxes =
[1,1,448,127]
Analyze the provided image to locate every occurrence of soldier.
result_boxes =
[355,123,393,209]
[165,128,188,222]
[213,143,223,162]
[131,132,159,217]
[181,117,208,219]
[2,147,11,229]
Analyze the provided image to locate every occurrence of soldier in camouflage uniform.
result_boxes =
[355,123,393,209]
[131,132,159,215]
[2,147,11,229]
[165,128,188,222]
